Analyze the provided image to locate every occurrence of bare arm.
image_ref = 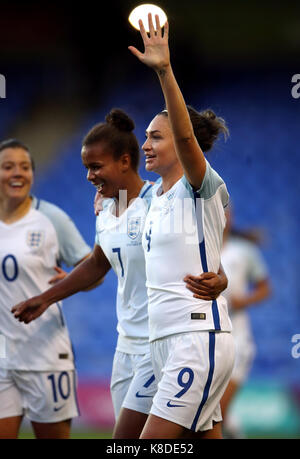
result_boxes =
[129,14,206,188]
[230,278,271,311]
[12,244,111,323]
[49,253,105,291]
[74,253,105,291]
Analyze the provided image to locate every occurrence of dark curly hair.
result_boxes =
[82,108,140,171]
[158,105,229,152]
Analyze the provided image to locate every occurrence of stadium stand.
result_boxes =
[32,74,300,390]
[4,72,299,436]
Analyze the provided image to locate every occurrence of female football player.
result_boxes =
[0,139,92,439]
[220,206,271,437]
[12,109,228,439]
[128,15,235,439]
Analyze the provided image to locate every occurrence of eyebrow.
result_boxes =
[145,129,162,135]
[2,160,31,165]
[86,162,103,167]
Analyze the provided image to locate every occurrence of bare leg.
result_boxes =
[220,379,244,438]
[113,407,148,439]
[0,416,23,439]
[196,422,222,439]
[140,414,223,440]
[31,419,71,439]
[182,421,223,439]
[140,414,186,439]
[220,379,240,420]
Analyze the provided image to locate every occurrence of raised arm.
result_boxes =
[129,14,206,188]
[12,244,111,323]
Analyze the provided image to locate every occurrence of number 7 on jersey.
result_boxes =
[112,247,124,277]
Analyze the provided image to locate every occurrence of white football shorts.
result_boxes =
[110,350,157,419]
[0,368,79,423]
[231,315,256,384]
[150,330,235,432]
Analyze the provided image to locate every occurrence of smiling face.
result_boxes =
[81,142,129,199]
[0,147,34,205]
[142,114,179,176]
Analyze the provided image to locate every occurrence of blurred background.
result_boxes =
[1,0,300,438]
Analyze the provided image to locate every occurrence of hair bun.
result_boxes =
[202,109,217,121]
[105,108,135,133]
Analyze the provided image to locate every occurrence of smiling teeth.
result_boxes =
[10,182,23,187]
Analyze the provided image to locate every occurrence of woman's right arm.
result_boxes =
[129,14,207,189]
[11,244,111,323]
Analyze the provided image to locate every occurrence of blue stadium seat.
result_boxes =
[33,76,300,386]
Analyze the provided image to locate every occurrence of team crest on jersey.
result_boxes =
[127,217,141,240]
[27,230,44,249]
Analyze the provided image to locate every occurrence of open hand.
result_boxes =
[128,13,170,73]
[11,297,50,324]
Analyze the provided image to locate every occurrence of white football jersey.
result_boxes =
[143,160,232,342]
[221,236,268,342]
[0,197,91,371]
[95,181,153,354]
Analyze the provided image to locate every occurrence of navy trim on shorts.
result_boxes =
[190,331,216,432]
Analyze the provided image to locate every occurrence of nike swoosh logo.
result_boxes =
[135,391,152,398]
[167,401,186,408]
[54,405,65,412]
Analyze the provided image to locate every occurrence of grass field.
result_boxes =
[19,429,112,439]
[18,429,300,439]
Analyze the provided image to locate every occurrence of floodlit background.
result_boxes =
[1,0,300,438]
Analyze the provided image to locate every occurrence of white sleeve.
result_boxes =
[246,243,269,283]
[34,198,91,266]
[182,160,229,208]
[198,160,229,208]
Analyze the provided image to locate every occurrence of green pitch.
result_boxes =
[19,428,112,439]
